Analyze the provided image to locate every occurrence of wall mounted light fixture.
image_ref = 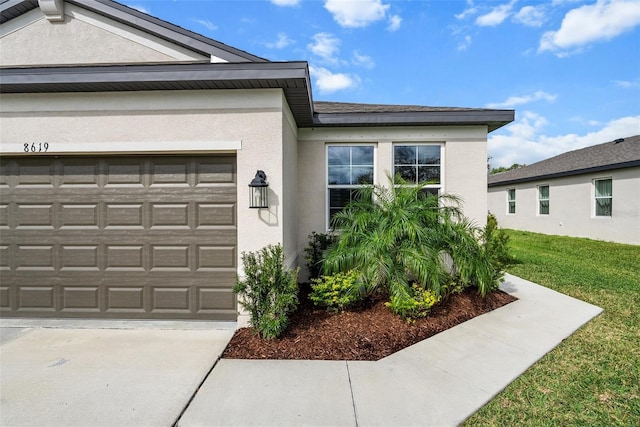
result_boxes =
[248,170,269,209]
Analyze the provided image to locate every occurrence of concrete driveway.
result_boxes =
[0,320,235,427]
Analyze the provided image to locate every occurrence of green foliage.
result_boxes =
[309,270,362,312]
[324,174,500,308]
[304,232,338,280]
[482,214,514,273]
[489,163,526,174]
[233,244,300,339]
[385,283,441,322]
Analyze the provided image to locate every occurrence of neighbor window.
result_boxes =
[538,185,549,215]
[327,145,374,227]
[507,189,516,214]
[393,144,442,196]
[594,178,612,217]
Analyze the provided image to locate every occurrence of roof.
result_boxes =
[0,0,267,62]
[488,135,640,187]
[0,0,515,131]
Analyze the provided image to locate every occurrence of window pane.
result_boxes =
[419,188,439,197]
[352,166,374,184]
[352,146,373,165]
[394,146,416,165]
[395,165,416,183]
[328,166,350,185]
[418,166,440,184]
[595,179,612,197]
[329,188,352,209]
[508,201,516,214]
[328,146,350,165]
[418,146,440,165]
[596,198,612,216]
[539,186,549,199]
[540,200,549,215]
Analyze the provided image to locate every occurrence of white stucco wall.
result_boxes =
[296,125,490,280]
[0,89,292,264]
[487,168,640,245]
[0,6,209,66]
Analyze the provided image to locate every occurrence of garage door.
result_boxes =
[0,155,237,321]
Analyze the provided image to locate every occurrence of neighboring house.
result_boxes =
[488,135,640,245]
[0,0,514,322]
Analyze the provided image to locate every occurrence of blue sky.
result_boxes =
[125,0,640,168]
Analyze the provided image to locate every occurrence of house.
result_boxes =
[0,0,514,322]
[488,135,640,245]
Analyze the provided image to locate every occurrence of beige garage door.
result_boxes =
[0,155,237,320]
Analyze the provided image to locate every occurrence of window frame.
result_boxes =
[593,177,613,217]
[392,143,444,194]
[325,143,376,230]
[507,188,516,214]
[538,185,550,215]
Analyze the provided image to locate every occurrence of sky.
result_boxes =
[124,0,640,169]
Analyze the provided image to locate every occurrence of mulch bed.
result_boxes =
[222,286,517,361]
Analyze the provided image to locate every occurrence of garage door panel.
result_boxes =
[0,155,238,321]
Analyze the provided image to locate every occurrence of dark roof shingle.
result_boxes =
[488,135,640,187]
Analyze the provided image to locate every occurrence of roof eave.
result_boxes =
[0,62,314,126]
[488,160,640,187]
[311,110,514,131]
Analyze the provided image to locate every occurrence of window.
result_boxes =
[327,145,374,227]
[538,185,549,215]
[594,178,612,217]
[507,189,516,214]
[393,144,442,196]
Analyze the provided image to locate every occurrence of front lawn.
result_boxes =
[464,230,640,426]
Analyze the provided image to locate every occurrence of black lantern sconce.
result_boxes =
[248,170,269,209]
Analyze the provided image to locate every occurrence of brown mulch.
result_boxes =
[222,287,517,361]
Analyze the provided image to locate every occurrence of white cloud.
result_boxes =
[456,0,477,19]
[324,0,390,28]
[129,4,149,14]
[310,66,360,93]
[513,5,546,27]
[352,51,375,69]
[387,14,402,31]
[266,33,294,49]
[458,35,472,51]
[614,79,640,88]
[476,0,517,27]
[539,0,640,55]
[308,32,341,63]
[489,114,640,168]
[194,19,218,31]
[270,0,300,6]
[486,91,557,109]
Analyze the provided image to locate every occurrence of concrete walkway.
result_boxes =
[0,275,602,427]
[178,274,603,426]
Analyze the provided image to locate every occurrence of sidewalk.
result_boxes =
[178,274,603,426]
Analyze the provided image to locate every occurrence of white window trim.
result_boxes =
[593,177,613,218]
[391,142,445,193]
[537,184,550,216]
[325,143,376,231]
[507,188,516,215]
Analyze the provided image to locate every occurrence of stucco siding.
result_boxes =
[296,126,489,279]
[0,6,208,66]
[488,167,640,245]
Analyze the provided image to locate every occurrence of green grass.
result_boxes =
[464,230,640,426]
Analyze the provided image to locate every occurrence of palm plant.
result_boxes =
[323,175,499,306]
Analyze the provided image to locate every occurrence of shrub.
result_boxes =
[482,214,514,273]
[304,232,338,280]
[324,174,501,304]
[233,244,300,339]
[309,270,362,311]
[385,284,441,322]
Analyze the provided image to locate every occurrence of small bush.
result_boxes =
[309,270,362,311]
[304,232,338,280]
[233,244,299,339]
[483,214,514,272]
[385,284,441,322]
